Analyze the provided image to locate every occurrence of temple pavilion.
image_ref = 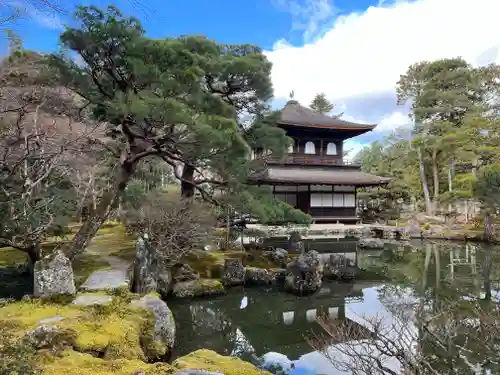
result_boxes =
[249,100,389,223]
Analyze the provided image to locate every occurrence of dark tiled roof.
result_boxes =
[279,100,376,130]
[253,166,390,186]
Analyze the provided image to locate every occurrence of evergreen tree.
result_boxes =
[50,6,310,259]
[310,92,334,114]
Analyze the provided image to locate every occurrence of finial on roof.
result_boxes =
[287,90,298,104]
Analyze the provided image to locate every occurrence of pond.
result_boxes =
[169,240,500,375]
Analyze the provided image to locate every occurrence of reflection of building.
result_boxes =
[170,282,372,361]
[248,100,389,223]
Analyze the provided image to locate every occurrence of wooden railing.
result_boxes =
[257,153,360,166]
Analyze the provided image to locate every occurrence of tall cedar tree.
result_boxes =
[50,6,309,260]
[310,93,334,114]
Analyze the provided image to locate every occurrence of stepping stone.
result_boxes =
[72,294,113,306]
[80,269,129,291]
[38,315,65,324]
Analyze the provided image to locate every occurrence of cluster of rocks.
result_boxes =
[31,246,176,360]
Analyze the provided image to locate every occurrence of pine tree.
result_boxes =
[50,5,310,259]
[310,92,334,114]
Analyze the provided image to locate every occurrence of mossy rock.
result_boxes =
[184,250,279,279]
[0,292,160,361]
[173,349,270,375]
[39,349,173,375]
[172,279,225,299]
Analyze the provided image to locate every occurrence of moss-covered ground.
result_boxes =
[0,292,269,375]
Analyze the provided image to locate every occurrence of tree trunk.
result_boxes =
[431,148,439,214]
[417,147,433,215]
[484,211,495,243]
[26,243,42,273]
[483,246,492,301]
[181,164,195,198]
[65,160,136,261]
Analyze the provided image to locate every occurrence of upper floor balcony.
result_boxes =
[280,153,360,166]
[251,150,361,167]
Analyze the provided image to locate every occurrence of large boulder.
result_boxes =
[131,294,175,360]
[287,231,304,253]
[244,267,285,286]
[34,250,76,298]
[173,264,200,283]
[24,324,75,350]
[323,254,357,280]
[222,259,245,286]
[131,235,172,297]
[359,238,385,249]
[262,248,288,266]
[172,279,225,299]
[132,236,157,294]
[284,250,323,295]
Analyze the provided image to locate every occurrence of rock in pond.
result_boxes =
[244,267,286,286]
[222,259,245,286]
[323,254,357,280]
[262,248,288,266]
[284,250,323,295]
[359,237,385,249]
[132,235,172,297]
[34,250,76,298]
[131,294,175,360]
[173,264,200,283]
[172,279,225,299]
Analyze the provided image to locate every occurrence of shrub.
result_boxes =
[123,190,217,266]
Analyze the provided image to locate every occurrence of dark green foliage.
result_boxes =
[49,5,308,225]
[309,92,335,114]
[474,164,500,211]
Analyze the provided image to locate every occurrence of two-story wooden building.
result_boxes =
[249,100,389,223]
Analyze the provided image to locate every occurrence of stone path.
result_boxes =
[80,249,132,291]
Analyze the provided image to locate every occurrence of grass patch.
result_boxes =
[0,247,28,267]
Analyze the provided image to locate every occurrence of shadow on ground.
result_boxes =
[0,266,32,300]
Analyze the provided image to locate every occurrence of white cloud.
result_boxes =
[266,0,500,110]
[272,0,337,43]
[377,111,411,132]
[8,0,65,30]
[343,139,365,160]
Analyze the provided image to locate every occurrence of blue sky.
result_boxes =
[5,0,500,156]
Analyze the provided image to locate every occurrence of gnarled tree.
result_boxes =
[50,5,309,261]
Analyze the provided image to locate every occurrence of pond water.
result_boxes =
[169,240,500,375]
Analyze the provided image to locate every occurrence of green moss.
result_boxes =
[174,349,270,375]
[0,247,28,267]
[40,349,172,375]
[173,279,225,299]
[184,249,279,279]
[0,293,157,361]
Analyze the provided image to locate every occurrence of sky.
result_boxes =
[4,0,500,156]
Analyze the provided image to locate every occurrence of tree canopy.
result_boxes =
[47,5,309,258]
[309,92,334,114]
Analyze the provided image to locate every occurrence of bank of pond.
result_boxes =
[0,237,498,375]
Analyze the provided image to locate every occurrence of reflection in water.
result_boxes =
[169,241,498,375]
